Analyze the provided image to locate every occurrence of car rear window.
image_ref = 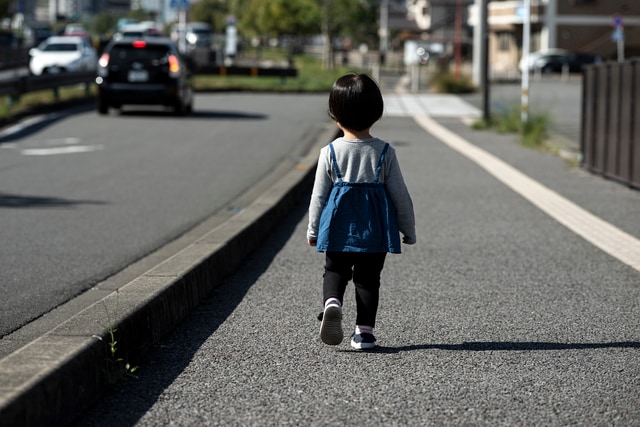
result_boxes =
[44,43,79,52]
[109,44,172,65]
[121,31,144,38]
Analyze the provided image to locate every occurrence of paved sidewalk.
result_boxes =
[74,95,640,426]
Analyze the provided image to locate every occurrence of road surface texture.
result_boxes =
[72,93,640,426]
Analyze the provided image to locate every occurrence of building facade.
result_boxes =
[475,0,640,78]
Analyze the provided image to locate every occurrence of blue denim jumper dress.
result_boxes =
[316,142,401,253]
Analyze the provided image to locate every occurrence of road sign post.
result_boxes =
[612,15,625,62]
[170,0,189,54]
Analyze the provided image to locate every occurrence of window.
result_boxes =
[497,32,510,51]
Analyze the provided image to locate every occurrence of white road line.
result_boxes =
[413,113,640,273]
[384,94,482,118]
[21,145,103,156]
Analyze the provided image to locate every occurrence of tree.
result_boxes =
[190,0,229,32]
[320,0,378,68]
[89,12,119,38]
[228,0,379,68]
[236,0,320,40]
[0,0,11,20]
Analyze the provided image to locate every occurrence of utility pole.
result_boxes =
[521,0,530,124]
[454,0,462,80]
[379,0,389,65]
[480,0,490,123]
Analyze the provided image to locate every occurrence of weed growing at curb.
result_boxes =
[93,289,139,386]
[431,72,476,94]
[472,105,549,149]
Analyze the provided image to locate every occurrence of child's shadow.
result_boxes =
[364,341,640,353]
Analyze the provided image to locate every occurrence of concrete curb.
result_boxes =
[0,124,335,427]
[547,132,581,164]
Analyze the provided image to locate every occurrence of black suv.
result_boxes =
[96,37,194,115]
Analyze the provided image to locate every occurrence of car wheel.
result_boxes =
[97,98,109,115]
[174,101,186,116]
[541,64,554,74]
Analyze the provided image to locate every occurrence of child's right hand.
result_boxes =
[402,235,416,245]
[308,239,317,247]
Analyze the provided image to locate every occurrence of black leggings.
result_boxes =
[322,252,387,328]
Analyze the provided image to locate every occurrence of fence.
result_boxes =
[581,60,640,189]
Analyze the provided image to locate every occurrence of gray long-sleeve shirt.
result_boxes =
[307,136,416,245]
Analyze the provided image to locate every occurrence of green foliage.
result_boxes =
[0,0,10,19]
[99,290,139,386]
[431,72,476,94]
[473,105,549,148]
[193,51,363,92]
[190,0,229,32]
[521,113,549,148]
[329,0,378,44]
[127,8,156,23]
[89,12,119,37]
[0,86,95,123]
[237,0,320,38]
[229,0,377,49]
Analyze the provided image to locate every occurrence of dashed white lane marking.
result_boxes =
[21,145,103,156]
[413,113,640,273]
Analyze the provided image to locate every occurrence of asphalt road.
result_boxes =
[0,93,328,340]
[73,95,640,425]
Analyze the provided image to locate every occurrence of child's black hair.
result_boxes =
[328,73,384,132]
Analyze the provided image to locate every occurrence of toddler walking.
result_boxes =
[307,73,416,349]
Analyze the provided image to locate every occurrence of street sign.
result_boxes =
[611,27,624,42]
[611,15,625,62]
[613,15,623,27]
[170,0,189,9]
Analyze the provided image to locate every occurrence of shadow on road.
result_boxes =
[117,109,268,120]
[0,193,107,208]
[371,341,640,353]
[73,196,310,427]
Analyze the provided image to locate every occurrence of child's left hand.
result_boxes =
[308,239,317,247]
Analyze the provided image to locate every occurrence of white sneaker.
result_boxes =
[350,332,377,349]
[319,303,343,345]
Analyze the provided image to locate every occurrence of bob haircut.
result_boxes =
[328,73,384,132]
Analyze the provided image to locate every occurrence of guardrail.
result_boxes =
[0,64,298,101]
[0,71,95,98]
[0,47,29,71]
[581,60,640,190]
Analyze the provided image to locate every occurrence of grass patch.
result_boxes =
[473,105,549,149]
[0,84,95,123]
[430,72,476,94]
[193,54,364,92]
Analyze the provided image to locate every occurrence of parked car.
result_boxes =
[519,48,568,73]
[113,23,163,41]
[96,37,194,115]
[170,22,212,52]
[533,52,602,73]
[29,36,97,75]
[63,23,89,38]
[520,49,602,74]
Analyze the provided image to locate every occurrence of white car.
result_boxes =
[29,36,97,75]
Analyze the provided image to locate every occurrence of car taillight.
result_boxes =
[132,40,146,48]
[98,53,109,67]
[168,54,180,75]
